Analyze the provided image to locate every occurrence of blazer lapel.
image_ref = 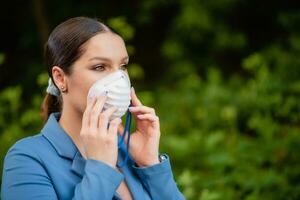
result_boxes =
[71,151,86,178]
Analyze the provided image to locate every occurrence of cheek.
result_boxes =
[68,72,95,113]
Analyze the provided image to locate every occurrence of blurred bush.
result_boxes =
[1,0,300,199]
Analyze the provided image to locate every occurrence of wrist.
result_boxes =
[88,155,117,169]
[135,156,160,167]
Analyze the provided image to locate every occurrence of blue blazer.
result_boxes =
[1,113,185,200]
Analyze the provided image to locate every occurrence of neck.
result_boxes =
[58,106,86,158]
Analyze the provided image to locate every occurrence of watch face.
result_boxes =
[159,154,167,162]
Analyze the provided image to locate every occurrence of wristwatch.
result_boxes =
[158,154,167,162]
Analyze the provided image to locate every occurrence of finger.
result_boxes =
[87,94,97,106]
[117,123,125,136]
[131,87,142,106]
[108,118,122,138]
[82,96,97,133]
[137,113,159,122]
[129,105,155,115]
[89,95,108,131]
[98,106,118,133]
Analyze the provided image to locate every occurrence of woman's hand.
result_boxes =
[80,94,122,168]
[118,88,161,167]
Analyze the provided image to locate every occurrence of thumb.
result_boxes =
[131,87,142,106]
[117,123,124,136]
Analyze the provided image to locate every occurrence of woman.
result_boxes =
[1,17,185,200]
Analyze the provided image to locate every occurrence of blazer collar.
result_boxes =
[41,112,77,160]
[41,112,86,177]
[40,113,128,175]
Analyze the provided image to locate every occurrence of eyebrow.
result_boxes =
[89,56,129,62]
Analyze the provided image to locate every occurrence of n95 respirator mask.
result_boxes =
[87,70,131,121]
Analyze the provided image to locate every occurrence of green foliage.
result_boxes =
[153,1,300,199]
[0,53,5,65]
[0,74,47,169]
[107,17,135,41]
[156,58,300,199]
[1,1,300,199]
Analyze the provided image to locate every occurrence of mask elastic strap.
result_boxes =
[117,105,132,168]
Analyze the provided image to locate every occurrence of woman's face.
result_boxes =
[65,32,129,115]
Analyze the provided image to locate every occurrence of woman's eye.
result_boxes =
[93,65,105,71]
[120,64,129,70]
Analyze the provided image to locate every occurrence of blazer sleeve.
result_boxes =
[72,159,124,200]
[1,143,124,200]
[132,154,186,200]
[1,146,58,200]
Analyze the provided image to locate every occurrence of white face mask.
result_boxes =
[87,70,131,121]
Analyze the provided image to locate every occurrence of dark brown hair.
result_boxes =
[41,17,115,122]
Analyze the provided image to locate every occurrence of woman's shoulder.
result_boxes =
[5,133,49,161]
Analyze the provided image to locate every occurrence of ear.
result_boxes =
[52,66,68,93]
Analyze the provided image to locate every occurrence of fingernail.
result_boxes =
[137,115,142,119]
[131,87,135,93]
[100,90,108,96]
[88,92,95,99]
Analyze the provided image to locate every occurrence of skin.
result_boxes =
[51,32,161,199]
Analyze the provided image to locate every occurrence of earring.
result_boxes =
[61,86,66,93]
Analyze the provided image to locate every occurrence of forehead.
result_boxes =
[81,32,128,60]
